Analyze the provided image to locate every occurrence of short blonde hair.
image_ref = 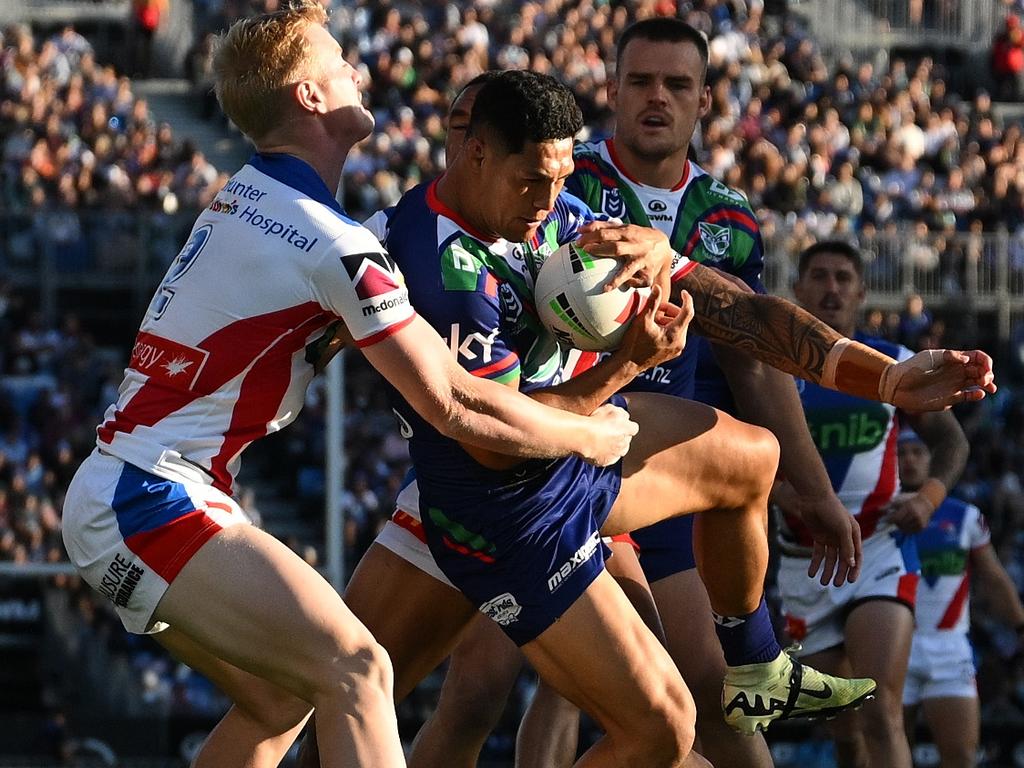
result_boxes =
[214,1,329,141]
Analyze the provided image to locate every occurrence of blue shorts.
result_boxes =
[420,397,626,646]
[631,514,697,584]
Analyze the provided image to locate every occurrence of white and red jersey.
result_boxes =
[780,335,914,546]
[914,497,989,634]
[96,153,414,494]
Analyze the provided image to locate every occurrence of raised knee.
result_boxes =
[314,635,395,704]
[623,684,696,767]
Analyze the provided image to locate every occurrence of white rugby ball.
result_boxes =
[535,242,650,352]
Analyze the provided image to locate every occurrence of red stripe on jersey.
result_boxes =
[606,139,689,191]
[354,313,415,349]
[208,310,332,492]
[570,351,600,379]
[670,260,699,283]
[483,272,499,298]
[471,351,520,379]
[572,157,623,191]
[124,509,222,583]
[856,419,900,539]
[937,571,971,629]
[98,302,328,460]
[426,178,495,243]
[614,290,644,324]
[392,509,427,543]
[897,572,919,607]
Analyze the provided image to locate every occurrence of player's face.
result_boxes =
[303,23,374,142]
[444,85,481,163]
[609,38,710,162]
[476,137,575,242]
[898,440,931,488]
[793,253,865,336]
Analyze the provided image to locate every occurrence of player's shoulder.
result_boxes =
[688,163,754,214]
[362,207,395,245]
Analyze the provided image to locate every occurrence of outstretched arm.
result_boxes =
[971,543,1024,631]
[676,264,995,410]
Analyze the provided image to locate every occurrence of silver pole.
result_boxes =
[325,350,346,592]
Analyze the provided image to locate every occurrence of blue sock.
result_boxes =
[712,597,781,666]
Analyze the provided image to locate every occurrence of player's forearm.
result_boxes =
[908,412,969,497]
[677,266,898,400]
[529,354,641,415]
[714,346,834,496]
[976,562,1024,627]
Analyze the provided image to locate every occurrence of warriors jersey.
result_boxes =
[376,179,692,498]
[96,153,414,494]
[780,335,914,546]
[567,138,765,406]
[914,498,989,634]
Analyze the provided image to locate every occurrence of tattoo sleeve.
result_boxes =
[677,264,843,383]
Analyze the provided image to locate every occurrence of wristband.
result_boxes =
[820,338,894,401]
[917,478,947,511]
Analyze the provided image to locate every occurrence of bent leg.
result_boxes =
[516,539,662,768]
[156,628,311,768]
[298,542,479,768]
[844,600,914,768]
[651,569,774,767]
[523,569,696,768]
[607,394,779,617]
[154,525,405,768]
[800,648,868,768]
[409,616,522,768]
[921,696,979,768]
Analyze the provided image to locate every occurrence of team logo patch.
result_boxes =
[480,592,522,626]
[601,187,626,219]
[340,251,404,300]
[698,222,731,258]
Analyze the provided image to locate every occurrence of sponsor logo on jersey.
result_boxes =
[480,592,522,626]
[209,197,239,215]
[648,199,668,213]
[238,205,319,252]
[709,179,747,203]
[805,404,890,454]
[547,531,602,593]
[98,552,146,608]
[447,322,498,363]
[361,294,409,317]
[601,187,626,219]
[340,251,404,300]
[919,549,967,585]
[698,222,732,258]
[130,332,209,390]
[222,179,267,202]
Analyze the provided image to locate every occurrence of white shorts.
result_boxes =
[62,450,249,634]
[373,481,455,589]
[778,529,919,657]
[903,631,977,705]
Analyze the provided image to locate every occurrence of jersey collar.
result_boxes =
[606,138,690,192]
[248,152,359,226]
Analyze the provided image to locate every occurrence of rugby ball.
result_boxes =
[534,242,650,352]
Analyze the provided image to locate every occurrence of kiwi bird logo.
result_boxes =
[698,222,731,258]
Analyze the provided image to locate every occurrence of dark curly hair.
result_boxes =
[466,70,583,155]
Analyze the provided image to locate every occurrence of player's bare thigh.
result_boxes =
[602,393,778,535]
[344,542,479,700]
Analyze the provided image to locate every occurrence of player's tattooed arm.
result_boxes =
[676,264,842,384]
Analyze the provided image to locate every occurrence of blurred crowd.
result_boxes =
[1,0,1024,735]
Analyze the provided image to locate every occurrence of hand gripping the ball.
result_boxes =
[881,348,996,411]
[613,284,694,374]
[576,221,675,292]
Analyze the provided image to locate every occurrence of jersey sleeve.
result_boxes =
[966,504,991,550]
[430,238,521,383]
[311,225,415,348]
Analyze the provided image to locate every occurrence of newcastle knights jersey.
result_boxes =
[780,335,915,546]
[914,498,989,634]
[566,138,765,408]
[96,153,414,494]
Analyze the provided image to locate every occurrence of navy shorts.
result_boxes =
[631,514,697,584]
[420,398,626,646]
